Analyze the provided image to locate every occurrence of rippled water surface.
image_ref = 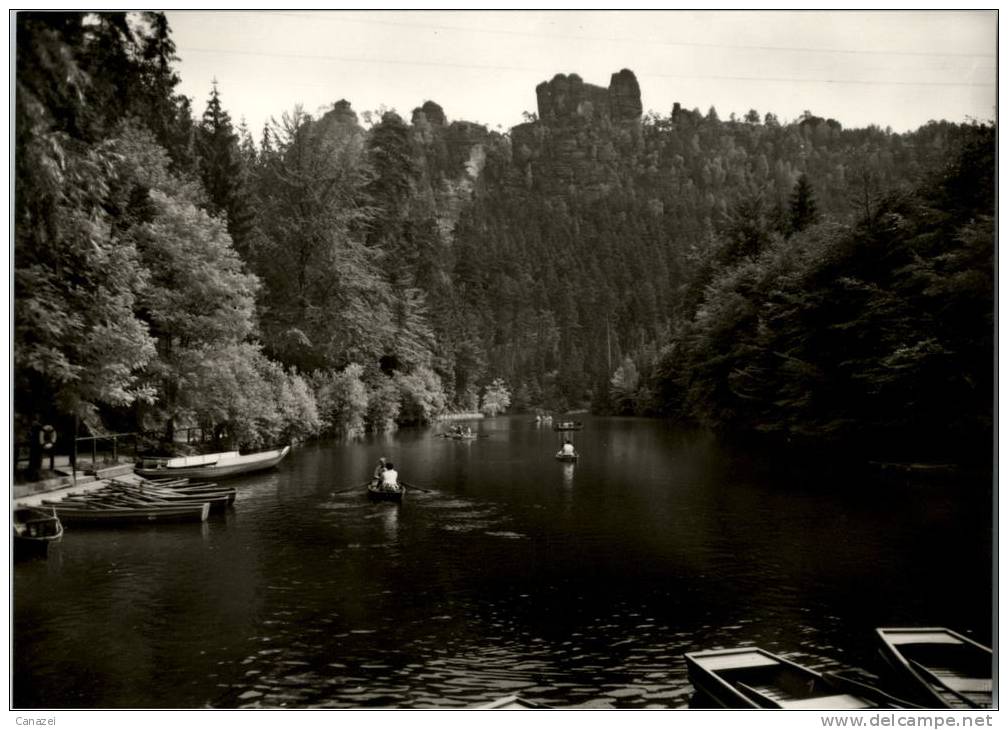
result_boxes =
[13,417,993,708]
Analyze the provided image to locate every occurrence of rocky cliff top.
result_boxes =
[534,69,642,125]
[412,101,447,127]
[327,99,360,126]
[511,69,644,197]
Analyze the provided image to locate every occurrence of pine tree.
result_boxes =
[197,81,239,215]
[135,11,196,173]
[723,192,774,262]
[365,111,419,256]
[196,82,257,256]
[789,173,818,234]
[80,13,140,135]
[253,106,387,372]
[237,117,257,167]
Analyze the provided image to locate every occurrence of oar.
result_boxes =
[400,480,433,493]
[329,482,372,496]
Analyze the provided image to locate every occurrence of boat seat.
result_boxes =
[887,631,962,645]
[938,677,992,694]
[915,661,992,698]
[699,652,779,671]
[777,694,873,710]
[734,682,791,708]
[748,684,790,702]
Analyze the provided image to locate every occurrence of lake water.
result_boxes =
[12,416,993,708]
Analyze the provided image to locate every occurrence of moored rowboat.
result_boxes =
[876,627,992,708]
[50,501,210,525]
[64,480,235,513]
[126,481,235,505]
[134,446,290,480]
[13,506,63,559]
[685,647,916,709]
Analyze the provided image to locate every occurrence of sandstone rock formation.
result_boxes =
[510,69,643,196]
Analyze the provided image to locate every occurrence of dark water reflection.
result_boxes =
[13,416,993,708]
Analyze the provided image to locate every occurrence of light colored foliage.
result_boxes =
[14,126,157,417]
[314,363,369,438]
[480,378,511,416]
[609,357,640,414]
[394,366,446,424]
[366,378,401,433]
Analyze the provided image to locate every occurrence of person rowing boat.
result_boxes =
[367,460,405,501]
[379,461,400,491]
[372,457,388,487]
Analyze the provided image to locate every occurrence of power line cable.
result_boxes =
[176,46,994,89]
[251,10,996,60]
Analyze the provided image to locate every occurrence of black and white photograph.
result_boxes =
[10,8,996,720]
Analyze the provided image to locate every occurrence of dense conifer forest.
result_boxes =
[14,13,994,463]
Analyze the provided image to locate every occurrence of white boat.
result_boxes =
[134,446,290,480]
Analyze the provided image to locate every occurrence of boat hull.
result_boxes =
[134,446,290,480]
[367,485,405,502]
[52,502,210,525]
[685,647,911,709]
[876,627,993,708]
[98,483,235,513]
[13,507,63,560]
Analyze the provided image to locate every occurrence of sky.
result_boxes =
[165,10,996,138]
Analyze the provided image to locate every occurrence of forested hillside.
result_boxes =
[14,13,994,463]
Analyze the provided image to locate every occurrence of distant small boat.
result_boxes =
[367,483,405,502]
[479,695,548,709]
[552,421,583,431]
[13,506,63,560]
[555,451,579,462]
[876,627,992,708]
[685,647,916,709]
[134,446,290,480]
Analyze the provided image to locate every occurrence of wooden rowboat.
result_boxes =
[132,478,238,504]
[50,501,210,525]
[134,445,290,480]
[106,491,231,513]
[685,647,916,709]
[552,421,583,431]
[60,483,232,514]
[876,627,992,708]
[108,481,236,510]
[13,506,63,560]
[367,483,405,502]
